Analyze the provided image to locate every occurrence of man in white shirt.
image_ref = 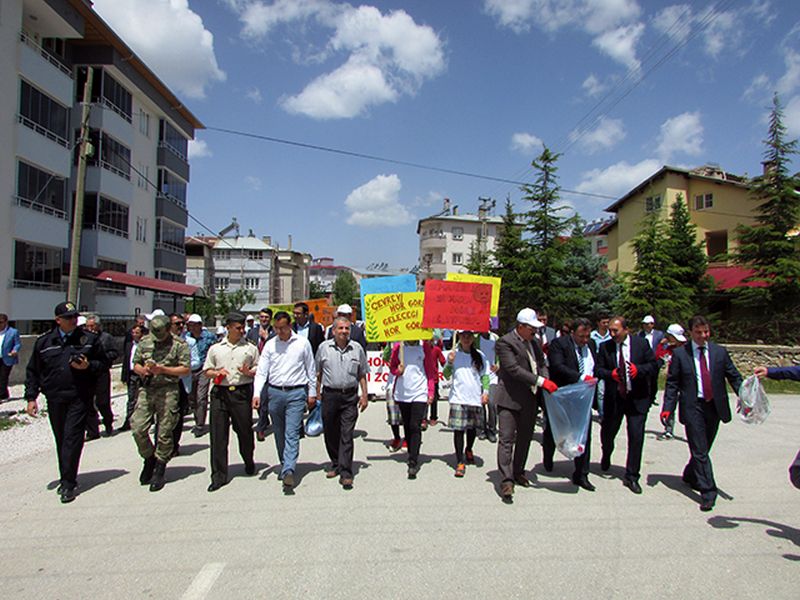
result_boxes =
[253,311,317,491]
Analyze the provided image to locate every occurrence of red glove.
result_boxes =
[660,411,671,426]
[611,369,620,382]
[584,375,598,384]
[541,379,558,393]
[628,363,638,379]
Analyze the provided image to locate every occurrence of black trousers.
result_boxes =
[125,375,142,424]
[209,384,255,485]
[48,397,90,488]
[543,409,592,479]
[398,401,426,466]
[254,385,271,432]
[682,399,721,503]
[497,400,537,483]
[321,389,359,477]
[600,401,647,482]
[0,362,13,399]
[172,383,189,452]
[86,371,114,435]
[427,383,440,421]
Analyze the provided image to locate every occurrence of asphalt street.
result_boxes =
[1,393,798,599]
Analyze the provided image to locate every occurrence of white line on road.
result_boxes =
[181,562,225,600]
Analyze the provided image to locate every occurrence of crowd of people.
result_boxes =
[17,301,800,508]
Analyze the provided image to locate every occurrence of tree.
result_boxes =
[332,270,359,307]
[308,280,328,299]
[466,238,492,275]
[491,198,528,329]
[214,289,256,317]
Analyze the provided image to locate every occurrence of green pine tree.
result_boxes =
[491,198,528,329]
[332,270,359,307]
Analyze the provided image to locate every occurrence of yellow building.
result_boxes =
[604,164,759,274]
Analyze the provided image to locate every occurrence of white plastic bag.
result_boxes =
[738,375,770,425]
[543,381,596,458]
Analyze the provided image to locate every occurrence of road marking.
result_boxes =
[181,562,225,600]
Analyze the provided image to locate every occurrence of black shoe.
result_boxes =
[623,479,642,494]
[407,464,419,479]
[139,456,157,486]
[149,460,167,492]
[543,456,554,473]
[601,456,611,471]
[282,471,295,489]
[486,430,497,444]
[207,481,225,492]
[515,475,532,488]
[117,421,131,433]
[192,426,203,438]
[573,476,596,492]
[244,460,256,475]
[699,499,715,512]
[60,486,77,504]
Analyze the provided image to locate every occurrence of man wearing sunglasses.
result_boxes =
[24,302,110,503]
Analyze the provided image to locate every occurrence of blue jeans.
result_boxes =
[268,387,307,476]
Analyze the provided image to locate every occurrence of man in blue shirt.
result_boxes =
[186,314,217,437]
[0,313,22,400]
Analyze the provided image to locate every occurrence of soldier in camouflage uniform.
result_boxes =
[130,315,190,491]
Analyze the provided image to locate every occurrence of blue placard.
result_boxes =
[360,274,417,320]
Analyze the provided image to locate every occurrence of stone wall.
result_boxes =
[727,344,800,375]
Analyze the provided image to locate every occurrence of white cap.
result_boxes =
[246,314,255,321]
[516,308,544,328]
[337,304,353,314]
[76,316,87,327]
[187,314,203,324]
[666,323,686,342]
[145,308,166,321]
[642,315,655,324]
[216,325,226,335]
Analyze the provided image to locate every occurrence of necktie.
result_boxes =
[618,343,627,397]
[699,346,713,402]
[577,345,585,377]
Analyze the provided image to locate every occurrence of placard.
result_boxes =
[446,272,501,316]
[421,280,492,332]
[360,274,417,325]
[364,292,433,342]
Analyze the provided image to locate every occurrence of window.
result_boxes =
[694,193,713,210]
[136,162,150,189]
[244,277,259,289]
[138,108,150,137]
[596,238,606,251]
[215,249,231,261]
[645,195,662,213]
[135,217,147,243]
[452,252,463,265]
[157,168,186,207]
[215,277,230,290]
[83,195,128,237]
[452,227,464,240]
[134,270,146,296]
[159,119,189,160]
[14,241,63,286]
[16,161,66,214]
[82,129,131,179]
[156,270,184,283]
[155,218,185,253]
[248,250,264,260]
[19,80,69,144]
[77,68,132,122]
[706,230,728,261]
[96,259,127,295]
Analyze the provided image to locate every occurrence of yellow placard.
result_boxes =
[446,273,501,316]
[364,292,433,342]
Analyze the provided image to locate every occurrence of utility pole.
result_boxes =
[67,67,94,304]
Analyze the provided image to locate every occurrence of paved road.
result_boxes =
[1,394,798,599]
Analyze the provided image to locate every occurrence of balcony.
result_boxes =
[154,244,186,272]
[80,226,131,266]
[16,116,71,176]
[11,196,70,248]
[18,31,73,106]
[85,165,133,203]
[156,194,188,227]
[157,144,190,182]
[86,101,134,145]
[9,278,67,320]
[420,232,447,249]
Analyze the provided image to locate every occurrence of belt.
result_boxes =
[323,386,358,395]
[268,383,305,391]
[220,383,252,392]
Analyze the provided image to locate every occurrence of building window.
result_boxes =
[156,270,185,283]
[82,129,131,179]
[244,277,259,290]
[215,249,230,261]
[159,119,189,161]
[134,270,146,296]
[136,162,150,189]
[452,227,464,240]
[155,218,185,253]
[96,258,127,295]
[135,217,147,243]
[645,195,662,213]
[77,68,132,122]
[83,195,128,237]
[248,250,264,260]
[452,252,463,265]
[706,230,728,261]
[694,193,713,210]
[596,238,606,251]
[138,108,150,137]
[158,168,187,207]
[215,277,230,290]
[13,241,63,286]
[16,161,66,214]
[19,80,69,145]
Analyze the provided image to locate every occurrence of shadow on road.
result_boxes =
[79,468,129,493]
[173,443,208,457]
[707,515,800,561]
[646,472,700,502]
[165,465,205,484]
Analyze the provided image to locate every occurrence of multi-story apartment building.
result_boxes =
[417,198,503,286]
[2,0,202,331]
[211,235,275,312]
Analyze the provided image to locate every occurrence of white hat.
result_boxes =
[246,314,255,321]
[145,308,166,321]
[76,316,87,327]
[216,325,226,335]
[642,315,655,324]
[337,304,353,314]
[187,314,203,324]
[516,308,544,328]
[666,323,687,342]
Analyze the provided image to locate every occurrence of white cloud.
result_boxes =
[246,87,263,103]
[412,190,445,208]
[230,1,445,119]
[510,132,544,154]
[570,116,626,154]
[785,95,800,138]
[582,73,608,97]
[93,0,225,100]
[777,49,800,97]
[651,4,692,44]
[576,158,662,199]
[656,111,704,160]
[245,175,262,191]
[592,23,644,71]
[344,174,413,227]
[743,25,800,105]
[188,139,211,159]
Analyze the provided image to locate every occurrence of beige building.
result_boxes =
[604,164,758,274]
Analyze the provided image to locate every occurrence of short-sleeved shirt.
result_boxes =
[316,339,367,389]
[449,349,488,407]
[203,336,260,387]
[394,344,427,403]
[133,333,191,386]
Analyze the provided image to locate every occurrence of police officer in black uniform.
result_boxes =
[25,302,109,503]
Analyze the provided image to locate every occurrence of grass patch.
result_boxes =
[0,413,26,431]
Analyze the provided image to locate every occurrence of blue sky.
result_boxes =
[93,0,800,269]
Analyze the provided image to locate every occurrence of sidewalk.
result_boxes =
[0,391,798,599]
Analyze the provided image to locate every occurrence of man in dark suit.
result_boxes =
[662,315,743,511]
[0,313,22,400]
[536,310,557,355]
[495,308,558,501]
[119,322,146,432]
[596,316,657,494]
[544,317,598,491]
[638,315,665,405]
[292,302,324,356]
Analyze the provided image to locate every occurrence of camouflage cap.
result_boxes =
[149,315,171,340]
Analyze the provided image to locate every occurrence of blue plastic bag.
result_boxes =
[543,381,596,459]
[304,401,324,437]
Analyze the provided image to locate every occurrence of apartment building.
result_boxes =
[2,0,202,331]
[211,235,275,312]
